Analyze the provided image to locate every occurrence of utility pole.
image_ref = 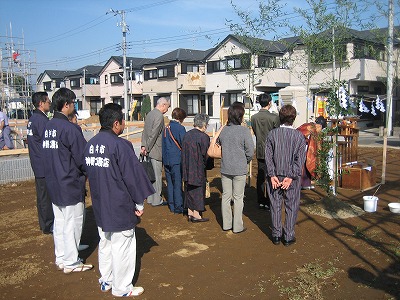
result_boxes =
[109,9,129,120]
[382,0,394,184]
[83,67,86,108]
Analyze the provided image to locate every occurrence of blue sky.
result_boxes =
[0,0,396,82]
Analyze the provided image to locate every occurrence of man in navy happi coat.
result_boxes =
[84,103,154,297]
[43,88,93,273]
[27,91,54,234]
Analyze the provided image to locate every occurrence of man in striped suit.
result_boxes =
[265,105,306,246]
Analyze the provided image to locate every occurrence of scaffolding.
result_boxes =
[1,24,37,119]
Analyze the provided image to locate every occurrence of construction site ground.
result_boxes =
[1,146,399,300]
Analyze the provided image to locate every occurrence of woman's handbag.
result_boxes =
[139,154,156,183]
[207,125,224,159]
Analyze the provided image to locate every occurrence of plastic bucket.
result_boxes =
[363,196,378,212]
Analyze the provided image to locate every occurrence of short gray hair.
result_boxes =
[193,113,209,129]
[157,97,170,106]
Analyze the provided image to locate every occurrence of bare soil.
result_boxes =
[0,147,399,300]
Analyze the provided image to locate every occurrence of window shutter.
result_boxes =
[179,94,188,113]
[241,54,251,69]
[167,65,175,77]
[181,63,187,74]
[207,61,213,73]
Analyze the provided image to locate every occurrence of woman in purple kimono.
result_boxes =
[181,114,210,223]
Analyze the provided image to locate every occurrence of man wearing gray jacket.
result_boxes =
[141,97,170,206]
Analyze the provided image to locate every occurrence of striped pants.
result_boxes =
[266,176,301,241]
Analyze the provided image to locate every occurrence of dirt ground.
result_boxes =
[0,147,399,300]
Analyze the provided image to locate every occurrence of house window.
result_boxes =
[70,78,80,89]
[208,95,213,116]
[87,77,99,84]
[357,86,369,94]
[105,75,108,84]
[144,69,157,80]
[311,44,347,64]
[354,43,385,60]
[113,97,124,109]
[186,64,199,72]
[90,99,103,115]
[259,55,277,68]
[158,68,168,78]
[111,73,123,84]
[44,82,52,91]
[214,60,227,72]
[55,80,63,88]
[179,94,199,115]
[227,54,251,70]
[207,55,250,73]
[128,72,135,81]
[220,93,244,107]
[227,57,242,69]
[75,99,83,110]
[157,65,175,78]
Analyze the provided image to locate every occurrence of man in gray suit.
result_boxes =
[140,97,170,206]
[251,93,280,210]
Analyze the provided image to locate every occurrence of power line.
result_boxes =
[27,15,114,46]
[123,0,178,12]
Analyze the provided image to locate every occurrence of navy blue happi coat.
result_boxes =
[43,112,87,206]
[84,129,155,232]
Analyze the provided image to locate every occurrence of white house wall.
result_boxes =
[100,60,143,107]
[100,60,123,104]
[208,39,249,61]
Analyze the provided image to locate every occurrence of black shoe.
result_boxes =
[282,237,296,247]
[233,228,247,234]
[191,217,209,223]
[258,204,265,209]
[272,236,281,245]
[152,201,168,207]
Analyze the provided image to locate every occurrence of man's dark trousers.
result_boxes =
[35,177,54,234]
[257,159,270,208]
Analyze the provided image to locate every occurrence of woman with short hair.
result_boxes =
[181,113,210,222]
[162,107,187,214]
[218,102,254,233]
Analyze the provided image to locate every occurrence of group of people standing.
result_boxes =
[27,88,152,297]
[26,88,307,297]
[144,94,306,245]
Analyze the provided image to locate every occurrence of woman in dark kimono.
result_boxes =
[181,114,210,222]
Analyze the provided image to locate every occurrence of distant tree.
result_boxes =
[225,0,287,108]
[287,0,369,101]
[141,95,151,120]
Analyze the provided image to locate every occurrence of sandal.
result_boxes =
[63,263,93,274]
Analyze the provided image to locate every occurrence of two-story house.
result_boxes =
[63,65,102,114]
[205,34,295,111]
[142,48,213,117]
[205,27,399,126]
[36,70,73,99]
[99,56,154,118]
